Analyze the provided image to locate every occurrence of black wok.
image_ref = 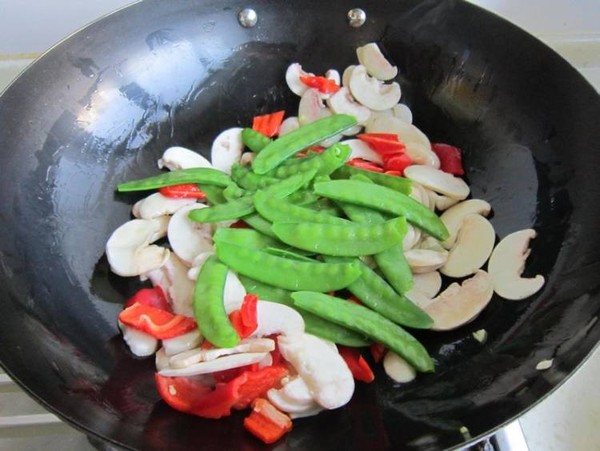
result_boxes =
[0,0,599,449]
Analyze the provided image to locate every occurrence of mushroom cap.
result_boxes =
[278,116,300,136]
[411,271,442,299]
[339,138,383,164]
[327,87,372,125]
[210,127,243,175]
[383,351,417,383]
[158,146,212,171]
[132,192,197,219]
[285,62,312,96]
[405,248,448,273]
[349,65,401,111]
[440,199,492,249]
[404,165,470,200]
[252,301,305,338]
[341,65,356,87]
[356,43,398,81]
[167,204,214,265]
[298,88,331,125]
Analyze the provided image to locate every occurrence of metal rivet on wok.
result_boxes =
[238,8,258,28]
[347,8,366,28]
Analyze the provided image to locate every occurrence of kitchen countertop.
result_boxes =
[1,1,599,450]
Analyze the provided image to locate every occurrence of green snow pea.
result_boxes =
[324,256,431,329]
[213,227,281,249]
[238,275,370,347]
[263,247,315,262]
[201,185,227,205]
[291,291,434,372]
[214,242,361,291]
[242,213,276,237]
[230,163,279,191]
[252,114,357,174]
[272,217,408,257]
[193,255,240,348]
[117,167,231,192]
[188,195,255,223]
[286,189,320,206]
[314,180,449,241]
[264,143,351,180]
[331,165,412,195]
[241,128,271,153]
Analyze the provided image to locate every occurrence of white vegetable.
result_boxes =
[278,116,300,136]
[349,65,401,111]
[223,270,247,314]
[210,127,243,174]
[158,146,212,170]
[132,192,196,219]
[341,65,356,87]
[440,199,492,249]
[158,352,269,377]
[119,322,158,357]
[285,63,313,96]
[392,103,413,124]
[186,251,213,281]
[267,376,321,415]
[252,301,305,337]
[325,69,341,86]
[356,43,398,81]
[162,329,203,356]
[403,225,421,250]
[326,87,371,125]
[411,271,442,299]
[405,249,448,273]
[404,165,470,200]
[167,204,214,265]
[339,139,383,164]
[536,359,553,371]
[145,252,196,317]
[383,351,416,383]
[298,88,331,125]
[429,191,460,211]
[168,338,275,369]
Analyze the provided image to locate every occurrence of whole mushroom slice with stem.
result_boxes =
[210,127,243,175]
[424,270,494,331]
[441,214,496,278]
[349,65,401,111]
[286,63,314,96]
[158,146,212,171]
[167,204,214,266]
[268,376,322,417]
[404,165,470,200]
[326,87,371,126]
[488,229,545,300]
[252,301,305,338]
[356,42,398,81]
[440,199,492,249]
[132,192,197,220]
[106,217,170,277]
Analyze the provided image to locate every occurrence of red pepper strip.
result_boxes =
[357,133,406,158]
[346,158,385,173]
[124,286,171,312]
[369,342,387,364]
[233,365,288,409]
[299,75,341,94]
[295,145,325,158]
[244,398,293,444]
[252,110,285,138]
[384,153,413,174]
[384,170,403,177]
[158,183,206,199]
[229,311,254,339]
[230,220,250,229]
[119,303,197,339]
[338,346,375,383]
[431,143,465,175]
[347,295,364,306]
[212,363,259,383]
[241,294,258,332]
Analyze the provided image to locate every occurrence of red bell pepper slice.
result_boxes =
[338,346,375,383]
[244,398,293,444]
[229,220,250,229]
[431,143,465,176]
[357,133,406,158]
[383,153,413,174]
[299,75,341,94]
[158,183,206,199]
[119,303,197,339]
[252,110,285,138]
[124,286,171,312]
[229,294,259,338]
[346,158,384,173]
[233,364,288,409]
[369,342,387,364]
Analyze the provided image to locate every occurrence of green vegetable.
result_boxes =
[291,291,434,372]
[264,143,351,179]
[251,114,357,174]
[201,185,227,205]
[241,128,271,152]
[188,195,255,223]
[117,167,231,192]
[331,165,412,195]
[230,163,279,191]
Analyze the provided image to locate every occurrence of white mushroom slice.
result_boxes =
[441,214,496,278]
[325,69,341,86]
[341,65,356,87]
[319,133,342,148]
[210,127,243,175]
[223,270,247,314]
[440,199,492,249]
[239,152,255,166]
[159,352,269,377]
[326,87,371,125]
[285,63,313,96]
[411,271,442,299]
[404,289,435,310]
[158,146,212,171]
[424,270,494,331]
[106,218,170,277]
[252,301,305,337]
[162,329,203,356]
[186,251,214,281]
[278,334,354,410]
[488,229,545,300]
[404,165,469,200]
[145,252,196,316]
[132,192,197,219]
[169,338,275,369]
[411,183,434,210]
[155,348,170,371]
[298,88,331,125]
[417,236,447,253]
[536,359,553,371]
[119,322,158,357]
[167,204,214,265]
[383,351,416,383]
[429,191,460,211]
[405,249,448,273]
[403,225,421,251]
[392,104,413,124]
[341,124,363,136]
[356,43,398,81]
[267,376,318,413]
[349,65,401,111]
[339,139,383,164]
[278,116,300,136]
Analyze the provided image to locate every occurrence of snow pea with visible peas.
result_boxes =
[230,163,279,191]
[331,165,412,195]
[264,143,351,180]
[291,291,434,373]
[241,128,271,153]
[117,167,232,192]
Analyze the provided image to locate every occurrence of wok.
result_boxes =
[0,0,599,449]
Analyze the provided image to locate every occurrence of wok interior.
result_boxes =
[0,0,599,449]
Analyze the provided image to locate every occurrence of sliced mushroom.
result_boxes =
[210,127,243,175]
[158,146,212,171]
[285,63,313,96]
[119,322,159,357]
[349,65,401,111]
[167,204,214,265]
[132,192,197,219]
[252,301,305,337]
[106,218,170,277]
[145,252,196,317]
[341,65,356,87]
[158,352,269,377]
[404,289,435,310]
[239,152,255,166]
[356,43,398,81]
[404,248,448,274]
[339,139,383,164]
[429,191,460,211]
[186,251,213,281]
[441,214,496,278]
[341,124,363,136]
[411,271,442,299]
[162,329,203,356]
[424,270,494,331]
[298,88,331,125]
[383,351,416,383]
[392,103,413,124]
[404,165,470,200]
[364,108,393,129]
[223,270,247,314]
[278,333,354,409]
[487,229,545,300]
[325,69,341,86]
[326,87,371,125]
[169,338,275,369]
[267,376,321,415]
[278,116,300,136]
[440,199,492,249]
[411,182,435,210]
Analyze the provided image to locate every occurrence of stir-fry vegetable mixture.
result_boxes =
[106,42,545,444]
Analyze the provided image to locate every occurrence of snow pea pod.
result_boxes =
[188,195,255,223]
[238,275,370,347]
[214,242,361,292]
[291,291,434,372]
[331,165,412,195]
[230,163,279,191]
[241,128,271,153]
[324,256,431,329]
[242,213,276,237]
[252,114,357,174]
[213,227,281,249]
[314,180,449,241]
[193,255,240,348]
[117,167,231,192]
[201,185,227,205]
[272,217,407,257]
[264,143,351,179]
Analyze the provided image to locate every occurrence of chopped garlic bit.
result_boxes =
[536,359,553,371]
[459,426,471,439]
[472,329,488,343]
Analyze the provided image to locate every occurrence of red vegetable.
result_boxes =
[229,220,250,229]
[252,110,285,138]
[124,286,171,312]
[299,75,341,94]
[384,153,413,174]
[244,398,293,444]
[233,365,288,409]
[159,183,206,199]
[431,143,465,175]
[369,342,387,363]
[119,303,197,339]
[346,158,384,173]
[357,133,406,158]
[229,294,259,338]
[338,346,375,383]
